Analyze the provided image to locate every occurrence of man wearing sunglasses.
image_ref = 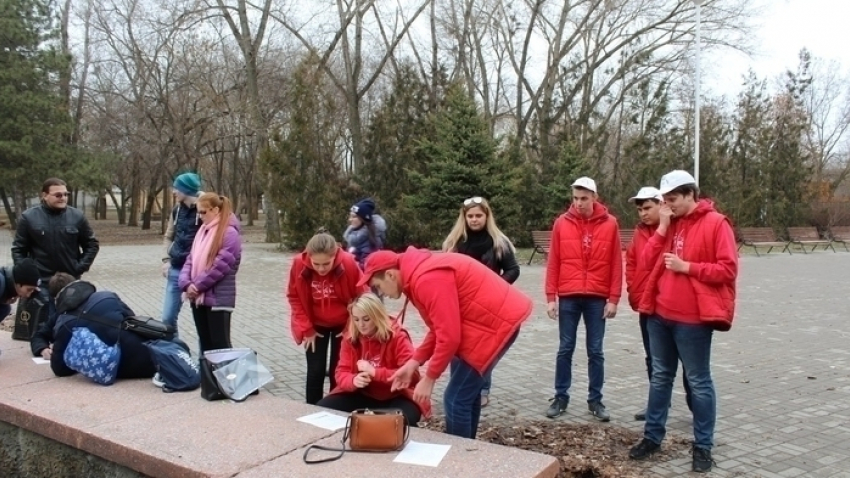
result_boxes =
[11,178,100,322]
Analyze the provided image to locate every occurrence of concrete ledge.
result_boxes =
[0,333,558,478]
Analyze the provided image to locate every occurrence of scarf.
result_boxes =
[456,228,494,262]
[187,214,221,304]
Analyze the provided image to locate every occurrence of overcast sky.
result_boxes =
[703,0,850,98]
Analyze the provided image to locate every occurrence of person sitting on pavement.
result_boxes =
[316,293,430,426]
[31,273,156,379]
[1,258,41,320]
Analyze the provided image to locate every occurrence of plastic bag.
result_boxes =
[206,348,274,401]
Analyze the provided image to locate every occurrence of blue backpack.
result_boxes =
[145,338,201,392]
[64,327,121,386]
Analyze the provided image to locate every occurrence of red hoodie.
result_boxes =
[638,200,738,329]
[545,202,622,303]
[329,320,431,418]
[287,249,366,344]
[625,223,657,311]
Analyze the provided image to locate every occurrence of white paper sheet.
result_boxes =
[32,357,50,365]
[393,441,451,467]
[296,411,349,431]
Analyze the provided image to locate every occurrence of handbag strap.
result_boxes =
[302,415,352,464]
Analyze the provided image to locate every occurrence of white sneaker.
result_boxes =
[152,373,165,388]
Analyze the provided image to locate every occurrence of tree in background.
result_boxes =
[405,82,520,248]
[261,57,352,249]
[0,0,76,226]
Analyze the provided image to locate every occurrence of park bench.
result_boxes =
[528,230,551,265]
[828,226,850,252]
[787,226,835,253]
[737,227,790,256]
[619,229,635,250]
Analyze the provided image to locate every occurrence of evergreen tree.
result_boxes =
[405,82,519,247]
[260,57,352,249]
[0,0,75,222]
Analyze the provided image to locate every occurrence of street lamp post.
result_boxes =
[693,0,702,186]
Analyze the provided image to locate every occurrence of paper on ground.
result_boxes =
[296,411,349,431]
[393,441,451,467]
[32,357,50,365]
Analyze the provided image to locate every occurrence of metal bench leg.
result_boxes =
[799,241,809,254]
[527,248,536,265]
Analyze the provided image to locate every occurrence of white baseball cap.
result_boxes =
[629,187,663,203]
[658,170,697,195]
[571,176,597,193]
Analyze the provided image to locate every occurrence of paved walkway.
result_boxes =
[44,243,850,477]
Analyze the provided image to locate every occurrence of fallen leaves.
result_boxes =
[422,417,690,478]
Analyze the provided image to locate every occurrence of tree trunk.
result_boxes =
[0,187,16,230]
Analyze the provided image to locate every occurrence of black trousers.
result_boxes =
[316,392,421,426]
[639,313,693,409]
[191,305,232,353]
[305,325,344,404]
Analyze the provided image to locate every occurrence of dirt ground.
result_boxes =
[422,418,690,478]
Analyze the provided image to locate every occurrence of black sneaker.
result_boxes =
[629,438,661,460]
[692,447,714,473]
[634,408,646,421]
[588,401,610,422]
[545,396,569,418]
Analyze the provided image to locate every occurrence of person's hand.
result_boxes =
[390,359,418,391]
[546,301,557,320]
[4,296,17,305]
[357,360,376,376]
[335,331,344,338]
[412,377,435,405]
[658,205,673,234]
[186,284,200,300]
[663,253,689,273]
[604,302,617,319]
[353,372,372,388]
[303,333,324,353]
[161,262,170,278]
[41,345,52,360]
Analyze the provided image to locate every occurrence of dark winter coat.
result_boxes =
[11,204,100,278]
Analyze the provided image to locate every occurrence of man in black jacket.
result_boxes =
[0,259,41,320]
[11,178,100,322]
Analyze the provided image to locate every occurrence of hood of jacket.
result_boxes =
[55,280,97,314]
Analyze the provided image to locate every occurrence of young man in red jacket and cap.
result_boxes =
[360,247,533,439]
[628,170,738,473]
[545,176,622,422]
[625,187,692,421]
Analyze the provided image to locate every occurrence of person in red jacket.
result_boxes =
[316,293,430,425]
[545,177,621,422]
[287,230,366,404]
[625,187,692,421]
[359,247,533,439]
[628,170,738,474]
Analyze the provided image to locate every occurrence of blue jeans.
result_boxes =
[555,296,606,403]
[481,370,492,397]
[644,315,716,449]
[445,331,518,439]
[639,314,692,409]
[161,266,183,334]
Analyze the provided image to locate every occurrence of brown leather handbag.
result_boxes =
[303,409,409,464]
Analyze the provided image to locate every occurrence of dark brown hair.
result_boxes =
[42,178,67,194]
[667,184,700,200]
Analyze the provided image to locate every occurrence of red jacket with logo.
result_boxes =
[287,249,365,344]
[330,320,431,418]
[398,247,533,380]
[625,223,657,311]
[545,203,622,303]
[638,200,738,330]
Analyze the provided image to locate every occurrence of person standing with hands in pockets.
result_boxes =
[544,177,622,422]
[287,230,366,404]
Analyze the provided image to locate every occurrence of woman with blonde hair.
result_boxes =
[179,193,242,353]
[443,196,519,406]
[287,229,365,404]
[316,293,429,425]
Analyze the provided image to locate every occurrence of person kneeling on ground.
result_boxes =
[31,273,157,379]
[1,258,41,319]
[316,293,430,426]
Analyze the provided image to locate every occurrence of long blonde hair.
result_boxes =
[347,293,394,343]
[442,197,515,259]
[197,193,234,268]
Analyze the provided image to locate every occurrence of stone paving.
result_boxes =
[6,234,850,477]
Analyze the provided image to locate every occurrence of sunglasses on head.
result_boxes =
[49,192,71,199]
[463,197,484,207]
